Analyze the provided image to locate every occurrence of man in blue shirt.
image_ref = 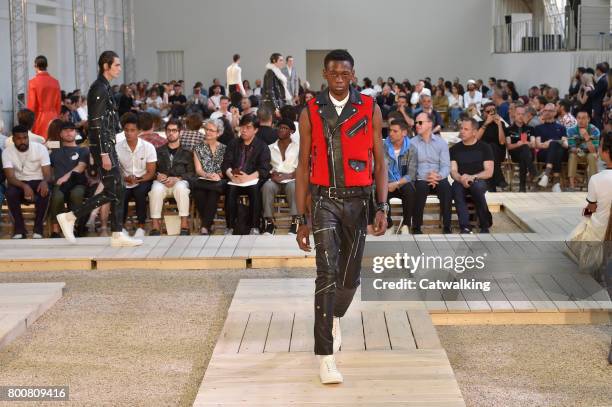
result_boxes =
[411,112,452,234]
[535,103,568,192]
[566,110,600,190]
[383,120,416,234]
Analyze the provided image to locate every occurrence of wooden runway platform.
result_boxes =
[193,278,465,407]
[0,282,65,349]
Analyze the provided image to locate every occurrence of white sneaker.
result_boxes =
[249,228,260,235]
[332,317,341,353]
[319,354,343,384]
[32,233,43,239]
[384,225,396,235]
[552,183,562,193]
[399,225,410,235]
[56,212,77,243]
[538,174,549,188]
[12,234,24,239]
[110,231,143,247]
[122,228,130,235]
[134,227,146,238]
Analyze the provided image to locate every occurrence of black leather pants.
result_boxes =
[311,191,369,355]
[73,148,125,232]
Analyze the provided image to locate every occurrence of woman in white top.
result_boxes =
[447,84,464,127]
[145,89,163,115]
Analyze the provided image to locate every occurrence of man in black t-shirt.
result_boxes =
[506,106,537,192]
[49,122,90,237]
[169,84,188,118]
[477,102,508,191]
[450,118,494,234]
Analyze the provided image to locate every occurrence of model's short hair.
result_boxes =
[270,53,282,63]
[98,50,119,75]
[233,54,240,62]
[324,49,354,69]
[34,55,48,70]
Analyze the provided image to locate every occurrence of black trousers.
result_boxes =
[312,191,369,355]
[73,148,125,232]
[225,181,264,229]
[6,180,50,235]
[537,142,568,173]
[452,179,490,230]
[413,179,452,230]
[509,145,536,191]
[386,182,416,228]
[192,179,225,229]
[123,181,152,225]
[485,142,506,191]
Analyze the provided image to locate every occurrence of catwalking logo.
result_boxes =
[372,252,487,274]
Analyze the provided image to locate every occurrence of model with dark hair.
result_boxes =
[262,52,292,117]
[57,51,142,247]
[295,49,388,384]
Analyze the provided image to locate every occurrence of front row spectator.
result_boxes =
[567,110,600,190]
[2,125,51,238]
[116,113,157,237]
[450,118,494,234]
[261,119,299,235]
[48,122,89,238]
[180,113,204,152]
[192,118,227,235]
[411,112,452,234]
[148,119,194,236]
[506,106,536,192]
[384,120,416,234]
[222,114,271,235]
[138,111,167,148]
[535,103,568,192]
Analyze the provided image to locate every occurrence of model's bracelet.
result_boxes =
[376,202,390,213]
[295,214,309,226]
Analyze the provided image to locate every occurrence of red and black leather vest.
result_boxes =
[308,88,374,187]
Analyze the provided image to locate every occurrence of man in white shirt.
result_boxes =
[226,54,246,108]
[261,119,299,235]
[210,96,233,122]
[464,79,483,112]
[2,125,51,239]
[115,114,157,237]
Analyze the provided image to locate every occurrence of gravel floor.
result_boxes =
[0,268,610,407]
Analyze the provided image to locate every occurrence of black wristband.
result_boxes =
[296,214,308,225]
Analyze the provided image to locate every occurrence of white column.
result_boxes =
[8,0,27,120]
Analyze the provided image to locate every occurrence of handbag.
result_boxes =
[565,206,612,275]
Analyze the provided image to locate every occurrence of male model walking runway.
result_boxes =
[57,51,142,247]
[295,49,388,384]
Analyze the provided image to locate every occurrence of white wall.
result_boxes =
[133,0,497,90]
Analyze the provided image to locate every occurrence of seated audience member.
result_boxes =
[535,103,568,192]
[463,80,483,112]
[207,85,223,111]
[376,84,395,119]
[169,83,187,118]
[240,96,258,117]
[384,120,416,234]
[2,125,51,239]
[210,96,233,123]
[451,118,494,234]
[180,112,204,152]
[506,106,537,192]
[138,112,167,148]
[477,102,508,191]
[447,85,464,127]
[221,114,271,235]
[566,110,600,190]
[5,109,46,146]
[192,118,227,235]
[256,107,278,144]
[411,112,452,234]
[187,84,208,115]
[391,95,415,128]
[116,114,157,237]
[432,87,449,116]
[492,90,510,123]
[145,88,163,115]
[46,118,64,147]
[48,122,89,238]
[525,106,542,128]
[412,94,444,134]
[261,119,299,235]
[557,99,577,129]
[148,119,194,236]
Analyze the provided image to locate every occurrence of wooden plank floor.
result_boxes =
[193,278,464,407]
[0,282,65,349]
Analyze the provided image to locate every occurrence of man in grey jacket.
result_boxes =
[282,56,299,103]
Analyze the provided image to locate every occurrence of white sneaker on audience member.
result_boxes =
[538,174,549,188]
[319,354,343,384]
[56,211,77,243]
[134,228,146,238]
[400,225,410,234]
[12,234,24,239]
[110,231,143,247]
[332,317,341,353]
[552,183,562,193]
[32,233,43,239]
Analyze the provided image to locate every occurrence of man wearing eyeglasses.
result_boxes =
[477,102,508,192]
[410,112,452,234]
[534,103,568,192]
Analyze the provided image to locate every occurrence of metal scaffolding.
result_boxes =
[73,0,90,92]
[94,0,108,56]
[122,0,136,83]
[9,0,28,120]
